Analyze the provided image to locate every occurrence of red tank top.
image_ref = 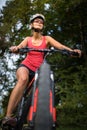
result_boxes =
[21,36,47,72]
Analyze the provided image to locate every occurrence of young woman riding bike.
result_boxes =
[2,13,81,126]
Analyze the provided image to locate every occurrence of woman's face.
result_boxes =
[31,18,44,30]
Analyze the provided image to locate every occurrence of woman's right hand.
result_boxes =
[9,46,19,53]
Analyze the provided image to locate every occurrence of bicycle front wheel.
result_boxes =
[34,62,52,130]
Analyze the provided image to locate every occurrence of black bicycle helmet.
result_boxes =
[30,14,45,23]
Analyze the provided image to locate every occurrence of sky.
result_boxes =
[0,0,7,9]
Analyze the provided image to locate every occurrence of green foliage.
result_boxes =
[55,64,87,126]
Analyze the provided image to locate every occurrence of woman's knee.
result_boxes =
[16,67,29,85]
[18,75,29,85]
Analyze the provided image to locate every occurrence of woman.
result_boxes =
[2,13,81,125]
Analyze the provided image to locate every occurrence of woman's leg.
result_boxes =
[6,66,29,117]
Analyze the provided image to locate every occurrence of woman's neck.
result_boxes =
[32,32,42,40]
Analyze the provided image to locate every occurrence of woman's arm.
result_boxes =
[46,36,81,56]
[46,36,73,51]
[17,37,29,49]
[9,37,29,53]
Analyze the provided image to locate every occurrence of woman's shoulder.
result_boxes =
[44,35,52,46]
[45,35,53,42]
[44,35,51,40]
[23,36,32,43]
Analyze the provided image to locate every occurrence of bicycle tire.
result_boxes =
[34,62,52,130]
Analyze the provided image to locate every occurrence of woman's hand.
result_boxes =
[9,46,19,53]
[73,49,82,57]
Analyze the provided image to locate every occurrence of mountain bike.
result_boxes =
[1,47,79,130]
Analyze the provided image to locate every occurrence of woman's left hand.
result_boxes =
[73,49,82,57]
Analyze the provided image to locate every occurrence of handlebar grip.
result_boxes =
[70,51,79,56]
[8,48,19,54]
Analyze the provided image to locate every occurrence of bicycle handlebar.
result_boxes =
[18,47,79,56]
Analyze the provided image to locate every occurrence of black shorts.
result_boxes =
[18,64,35,80]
